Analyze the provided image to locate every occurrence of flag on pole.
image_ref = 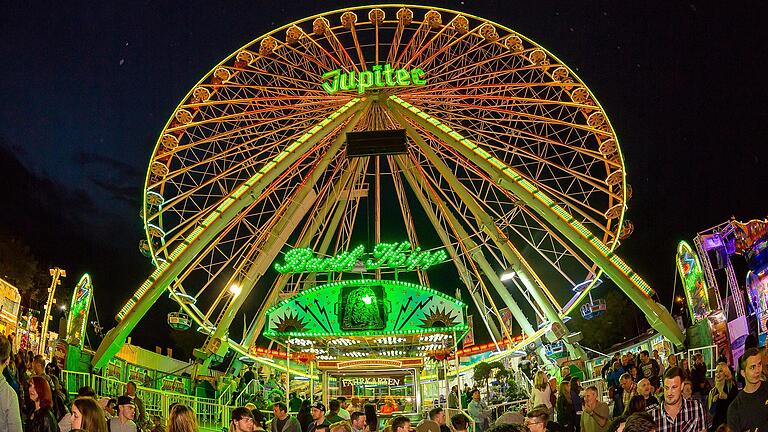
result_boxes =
[463,315,475,348]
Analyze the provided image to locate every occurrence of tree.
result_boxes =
[0,228,48,304]
[473,362,493,394]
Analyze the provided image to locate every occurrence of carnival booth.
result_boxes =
[264,275,467,423]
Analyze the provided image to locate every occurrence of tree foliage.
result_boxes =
[0,228,48,304]
[473,362,493,386]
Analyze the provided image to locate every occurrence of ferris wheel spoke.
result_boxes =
[152,144,327,259]
[394,153,535,337]
[238,156,363,347]
[157,108,333,168]
[404,143,564,314]
[253,50,328,84]
[152,108,362,260]
[167,97,341,133]
[408,90,610,138]
[409,105,618,197]
[395,11,458,69]
[404,115,617,236]
[156,114,327,190]
[419,114,615,210]
[343,17,368,70]
[314,20,361,73]
[292,27,346,71]
[153,113,339,199]
[388,155,429,286]
[167,138,348,304]
[202,123,360,336]
[402,93,607,165]
[223,63,324,91]
[390,109,568,315]
[410,18,499,71]
[406,92,600,114]
[412,31,521,84]
[409,142,590,293]
[391,12,432,67]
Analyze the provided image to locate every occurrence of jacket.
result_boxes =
[27,407,58,432]
[271,415,302,432]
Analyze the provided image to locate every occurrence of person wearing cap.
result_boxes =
[109,396,138,432]
[308,402,330,432]
[231,406,255,432]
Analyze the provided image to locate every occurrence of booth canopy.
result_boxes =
[264,279,467,359]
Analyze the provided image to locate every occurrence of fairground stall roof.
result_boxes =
[265,279,467,360]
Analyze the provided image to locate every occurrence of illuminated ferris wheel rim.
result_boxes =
[140,4,631,323]
[90,4,688,374]
[141,4,629,291]
[154,9,625,326]
[142,3,628,250]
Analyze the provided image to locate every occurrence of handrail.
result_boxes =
[62,370,232,430]
[218,379,236,405]
[234,378,262,406]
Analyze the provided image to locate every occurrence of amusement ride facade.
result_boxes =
[93,5,684,388]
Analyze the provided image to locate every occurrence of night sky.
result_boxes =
[1,1,766,354]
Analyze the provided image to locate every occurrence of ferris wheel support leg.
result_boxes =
[201,105,370,374]
[396,156,509,343]
[387,96,684,348]
[232,160,367,375]
[389,106,585,360]
[201,190,317,374]
[91,98,368,370]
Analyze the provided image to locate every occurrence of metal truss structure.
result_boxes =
[93,5,683,370]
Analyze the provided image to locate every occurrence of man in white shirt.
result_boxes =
[0,335,21,432]
[109,396,138,432]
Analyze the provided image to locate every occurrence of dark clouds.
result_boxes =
[77,151,143,206]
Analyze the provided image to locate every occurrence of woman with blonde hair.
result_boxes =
[168,404,198,432]
[380,396,398,414]
[529,370,552,414]
[72,397,109,432]
[708,362,738,429]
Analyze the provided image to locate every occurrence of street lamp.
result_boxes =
[500,270,517,282]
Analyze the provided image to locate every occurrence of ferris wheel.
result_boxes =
[94,5,682,369]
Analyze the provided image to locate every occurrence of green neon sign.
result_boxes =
[322,64,427,95]
[275,241,447,273]
[265,279,467,338]
[676,241,711,322]
[66,273,93,349]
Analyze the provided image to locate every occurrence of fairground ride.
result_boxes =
[93,5,683,373]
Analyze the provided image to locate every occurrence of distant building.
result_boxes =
[0,277,21,335]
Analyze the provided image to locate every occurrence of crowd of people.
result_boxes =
[2,327,768,432]
[500,348,768,432]
[0,333,204,432]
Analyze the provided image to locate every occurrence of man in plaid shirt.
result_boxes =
[650,366,709,432]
